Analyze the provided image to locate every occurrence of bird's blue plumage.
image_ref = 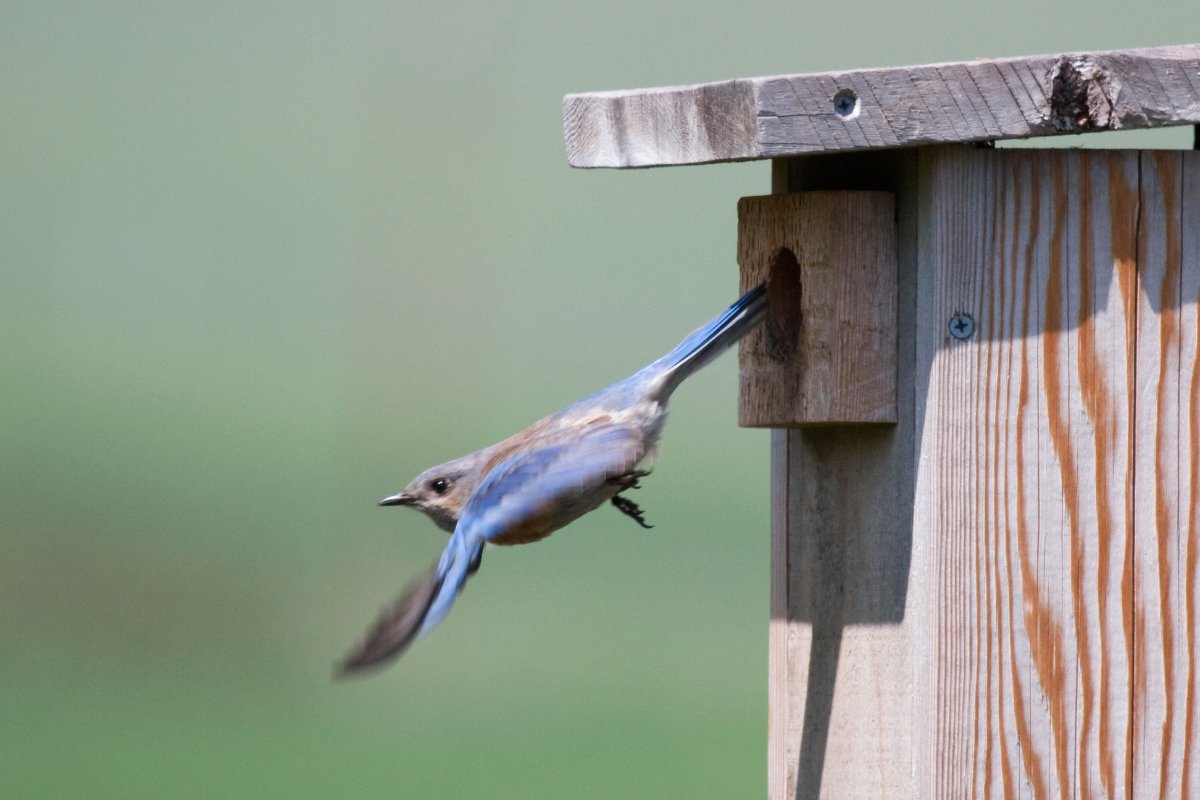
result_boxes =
[338,283,767,674]
[418,529,483,638]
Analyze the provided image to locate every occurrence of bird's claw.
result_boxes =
[611,495,653,529]
[607,468,651,490]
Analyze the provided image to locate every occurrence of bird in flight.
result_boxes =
[338,284,767,675]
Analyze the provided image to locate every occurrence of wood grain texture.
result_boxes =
[911,147,1200,798]
[564,44,1200,167]
[737,192,897,426]
[766,146,1199,798]
[768,428,791,800]
[765,153,920,800]
[1133,151,1200,800]
[767,161,792,800]
[915,147,1142,799]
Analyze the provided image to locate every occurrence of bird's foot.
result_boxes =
[607,468,651,490]
[611,495,653,529]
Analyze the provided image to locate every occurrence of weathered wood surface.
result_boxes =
[737,191,897,426]
[1133,151,1200,800]
[913,147,1144,800]
[767,153,920,799]
[767,147,1200,799]
[564,44,1200,168]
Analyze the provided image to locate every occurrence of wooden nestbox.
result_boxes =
[563,44,1200,799]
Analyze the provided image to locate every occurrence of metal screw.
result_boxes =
[832,89,858,118]
[948,313,975,340]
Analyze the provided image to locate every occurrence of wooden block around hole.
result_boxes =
[738,191,897,427]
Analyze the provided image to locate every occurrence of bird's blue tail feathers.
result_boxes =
[650,283,767,400]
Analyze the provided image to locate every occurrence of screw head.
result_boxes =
[948,313,975,340]
[832,89,859,119]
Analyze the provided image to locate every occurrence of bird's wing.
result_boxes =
[336,564,442,676]
[460,422,645,544]
[336,423,644,676]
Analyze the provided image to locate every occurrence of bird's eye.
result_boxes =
[429,478,449,495]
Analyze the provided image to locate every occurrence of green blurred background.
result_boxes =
[1,3,1195,798]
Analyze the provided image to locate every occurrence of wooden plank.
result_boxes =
[914,146,1200,797]
[1132,150,1200,800]
[563,44,1200,168]
[1180,150,1200,800]
[1182,150,1200,800]
[913,147,1141,797]
[764,152,919,799]
[767,428,791,800]
[737,191,897,426]
[766,161,792,800]
[764,145,1200,797]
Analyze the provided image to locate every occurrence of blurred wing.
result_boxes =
[336,423,645,676]
[461,422,645,544]
[335,564,442,676]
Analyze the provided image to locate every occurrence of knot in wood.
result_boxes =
[1049,56,1118,132]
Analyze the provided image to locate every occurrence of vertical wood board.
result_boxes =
[1132,151,1200,800]
[766,146,1200,799]
[915,147,1141,799]
[766,153,920,800]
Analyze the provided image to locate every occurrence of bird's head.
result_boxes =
[378,453,482,532]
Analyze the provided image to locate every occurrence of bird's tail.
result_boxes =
[336,530,483,676]
[648,283,767,400]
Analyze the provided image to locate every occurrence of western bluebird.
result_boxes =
[338,283,767,675]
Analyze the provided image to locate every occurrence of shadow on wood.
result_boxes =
[763,147,1200,800]
[565,46,1200,800]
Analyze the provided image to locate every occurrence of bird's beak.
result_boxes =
[378,492,413,507]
